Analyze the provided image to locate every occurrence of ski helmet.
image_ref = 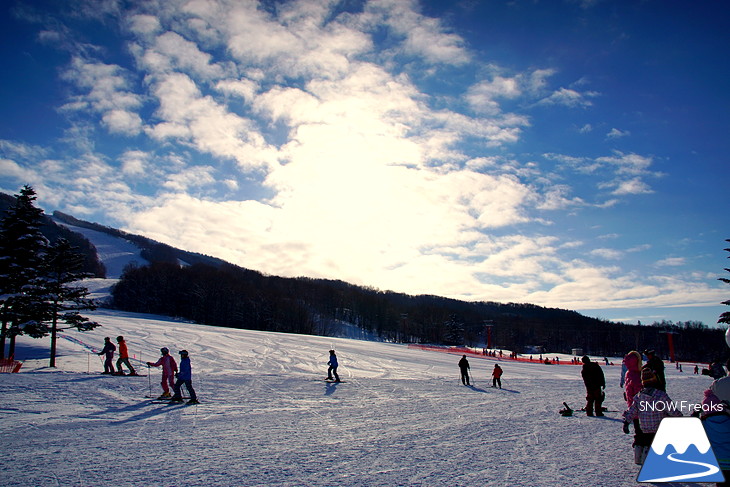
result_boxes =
[160,347,169,354]
[179,350,188,357]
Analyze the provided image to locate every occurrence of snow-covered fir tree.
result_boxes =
[0,185,48,359]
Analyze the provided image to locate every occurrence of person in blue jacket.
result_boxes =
[327,350,340,382]
[700,376,730,486]
[171,350,199,404]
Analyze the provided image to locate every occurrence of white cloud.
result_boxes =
[61,57,143,136]
[607,127,630,139]
[539,87,598,108]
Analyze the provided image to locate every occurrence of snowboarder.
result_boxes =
[491,364,503,389]
[698,376,730,485]
[115,336,137,376]
[171,350,198,405]
[97,337,116,374]
[643,349,666,390]
[581,356,605,416]
[147,347,178,399]
[327,350,340,382]
[458,355,470,386]
[622,367,682,465]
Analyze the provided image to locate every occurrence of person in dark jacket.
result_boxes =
[458,355,471,386]
[581,356,605,416]
[644,350,666,390]
[327,350,340,382]
[97,337,116,374]
[171,350,198,405]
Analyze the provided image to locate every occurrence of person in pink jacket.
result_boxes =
[623,351,643,408]
[146,347,178,399]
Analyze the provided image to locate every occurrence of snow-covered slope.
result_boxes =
[0,309,714,487]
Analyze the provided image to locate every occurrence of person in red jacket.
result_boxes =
[492,364,503,389]
[147,347,178,399]
[115,336,137,376]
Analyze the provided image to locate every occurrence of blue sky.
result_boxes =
[1,0,728,327]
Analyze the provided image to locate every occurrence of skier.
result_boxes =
[327,350,340,382]
[699,376,730,486]
[491,363,503,389]
[581,356,605,416]
[97,337,116,374]
[171,350,199,405]
[146,347,178,399]
[622,367,682,465]
[458,355,470,386]
[623,351,642,408]
[115,336,137,376]
[643,349,666,391]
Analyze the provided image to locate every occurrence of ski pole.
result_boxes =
[147,364,152,397]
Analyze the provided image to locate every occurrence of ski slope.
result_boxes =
[0,309,714,487]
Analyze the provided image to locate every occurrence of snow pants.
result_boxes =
[492,377,501,389]
[161,373,175,394]
[173,379,197,401]
[328,365,340,381]
[116,357,136,375]
[103,354,114,374]
[460,368,470,385]
[585,387,604,415]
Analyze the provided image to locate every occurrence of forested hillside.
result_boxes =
[110,261,728,362]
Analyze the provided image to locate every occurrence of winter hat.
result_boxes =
[116,336,124,341]
[179,350,189,357]
[711,376,730,402]
[160,347,169,355]
[641,367,658,386]
[581,355,590,364]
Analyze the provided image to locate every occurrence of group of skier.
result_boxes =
[97,337,198,405]
[611,349,730,485]
[97,336,138,376]
[457,355,503,388]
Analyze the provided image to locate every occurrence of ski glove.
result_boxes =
[622,422,630,434]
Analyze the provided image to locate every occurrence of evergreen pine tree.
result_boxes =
[719,239,730,326]
[0,186,48,359]
[38,238,99,367]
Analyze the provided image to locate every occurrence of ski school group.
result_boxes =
[580,349,729,484]
[96,336,198,405]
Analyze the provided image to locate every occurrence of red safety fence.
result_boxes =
[407,344,584,365]
[0,358,23,373]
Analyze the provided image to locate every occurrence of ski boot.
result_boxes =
[157,392,172,400]
[170,395,184,403]
[187,398,200,405]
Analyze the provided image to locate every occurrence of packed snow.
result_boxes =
[0,309,715,487]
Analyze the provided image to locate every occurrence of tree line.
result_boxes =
[111,259,729,363]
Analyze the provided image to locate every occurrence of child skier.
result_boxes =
[146,347,178,399]
[458,355,470,386]
[327,350,340,382]
[171,350,198,405]
[97,337,116,374]
[491,364,503,389]
[622,367,682,465]
[115,336,137,376]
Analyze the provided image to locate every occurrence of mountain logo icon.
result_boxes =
[638,417,726,483]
